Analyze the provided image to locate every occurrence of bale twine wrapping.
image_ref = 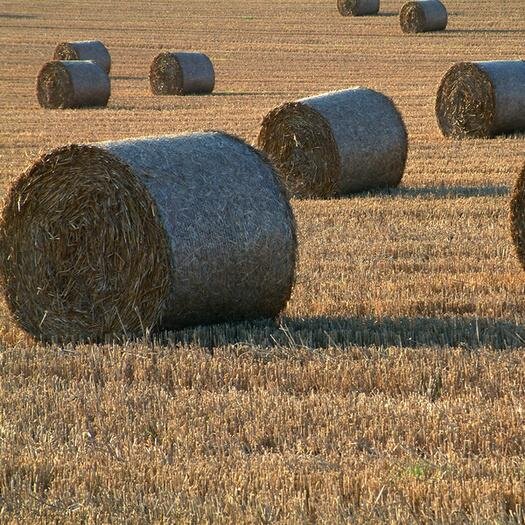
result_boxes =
[510,163,525,273]
[337,0,380,16]
[36,60,110,109]
[400,0,447,33]
[257,88,408,198]
[53,40,111,73]
[149,52,215,95]
[436,60,525,138]
[0,133,297,342]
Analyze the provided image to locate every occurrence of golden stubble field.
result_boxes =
[0,0,524,522]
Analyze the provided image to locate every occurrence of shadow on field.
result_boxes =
[0,13,37,19]
[376,12,398,17]
[446,28,525,34]
[163,315,525,350]
[376,184,509,199]
[212,92,291,97]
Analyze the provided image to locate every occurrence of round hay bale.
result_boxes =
[400,0,447,33]
[257,88,408,198]
[149,52,215,95]
[53,40,111,73]
[511,164,525,272]
[0,133,296,343]
[36,60,110,109]
[337,0,380,16]
[436,60,525,138]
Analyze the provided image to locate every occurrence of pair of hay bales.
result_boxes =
[38,40,111,109]
[0,133,296,343]
[436,60,525,138]
[338,0,448,34]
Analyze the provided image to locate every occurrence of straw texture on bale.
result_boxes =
[53,40,111,73]
[400,0,447,33]
[0,133,296,342]
[337,0,380,16]
[510,163,525,273]
[36,60,110,109]
[149,52,215,95]
[257,88,408,199]
[436,60,525,138]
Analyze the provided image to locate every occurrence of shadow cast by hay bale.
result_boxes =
[374,184,509,199]
[162,315,525,351]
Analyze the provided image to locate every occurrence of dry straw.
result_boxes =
[436,60,525,138]
[257,88,408,198]
[53,40,111,73]
[0,133,297,343]
[36,60,110,109]
[400,0,447,33]
[150,52,215,95]
[337,0,380,16]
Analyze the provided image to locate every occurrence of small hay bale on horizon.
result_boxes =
[53,40,111,73]
[0,132,296,343]
[436,60,525,138]
[149,52,215,95]
[36,60,110,109]
[400,0,447,33]
[257,88,408,199]
[337,0,380,16]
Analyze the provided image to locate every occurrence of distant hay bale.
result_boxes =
[53,40,111,73]
[36,60,110,109]
[510,164,525,273]
[337,0,380,16]
[0,133,296,343]
[149,52,215,95]
[400,0,447,33]
[436,61,525,138]
[257,88,408,198]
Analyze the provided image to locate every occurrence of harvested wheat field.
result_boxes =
[0,0,524,523]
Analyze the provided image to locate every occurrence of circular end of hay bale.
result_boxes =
[53,42,79,61]
[36,61,74,109]
[0,145,172,342]
[435,62,496,138]
[400,2,426,33]
[510,165,525,272]
[149,52,183,95]
[257,102,341,199]
[337,0,356,15]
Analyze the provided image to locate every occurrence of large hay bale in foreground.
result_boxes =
[257,88,408,198]
[400,0,447,33]
[436,61,525,138]
[36,60,110,109]
[337,0,380,16]
[0,133,296,342]
[149,52,215,95]
[53,40,111,73]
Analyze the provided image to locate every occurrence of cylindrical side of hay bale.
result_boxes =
[511,164,525,272]
[436,60,525,138]
[337,0,380,16]
[149,52,215,95]
[36,60,110,109]
[400,0,447,33]
[257,88,408,198]
[53,40,111,73]
[0,133,296,342]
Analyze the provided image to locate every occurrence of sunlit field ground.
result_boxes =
[0,0,524,522]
